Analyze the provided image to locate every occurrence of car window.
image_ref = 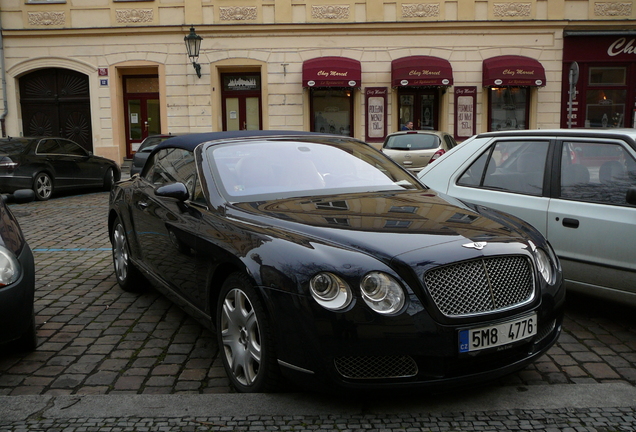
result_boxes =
[384,134,440,150]
[37,139,62,154]
[0,139,30,155]
[58,139,87,156]
[560,141,636,206]
[139,136,172,152]
[444,135,457,149]
[457,140,549,196]
[144,148,205,203]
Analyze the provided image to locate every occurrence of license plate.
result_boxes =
[459,314,537,353]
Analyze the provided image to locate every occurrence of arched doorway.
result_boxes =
[19,68,93,151]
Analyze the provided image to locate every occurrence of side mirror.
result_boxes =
[627,186,636,205]
[155,182,189,202]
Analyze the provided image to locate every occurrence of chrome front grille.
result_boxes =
[334,355,418,379]
[423,255,534,317]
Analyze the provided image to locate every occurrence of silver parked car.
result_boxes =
[418,129,636,306]
[381,130,458,173]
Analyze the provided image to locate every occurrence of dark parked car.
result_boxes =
[0,189,36,351]
[130,134,181,176]
[108,131,565,393]
[0,136,121,201]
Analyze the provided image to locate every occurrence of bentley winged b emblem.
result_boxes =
[462,241,488,250]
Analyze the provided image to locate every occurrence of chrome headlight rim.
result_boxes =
[528,241,554,284]
[309,272,353,311]
[360,271,405,315]
[0,245,21,287]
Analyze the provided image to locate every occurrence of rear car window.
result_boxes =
[384,134,440,150]
[0,139,30,155]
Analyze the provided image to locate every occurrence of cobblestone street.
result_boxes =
[0,191,635,397]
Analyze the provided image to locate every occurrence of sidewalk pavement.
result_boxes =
[1,383,636,431]
[0,191,634,431]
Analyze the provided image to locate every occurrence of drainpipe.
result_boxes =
[0,11,7,137]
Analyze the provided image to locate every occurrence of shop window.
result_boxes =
[488,87,529,131]
[585,89,627,128]
[585,66,627,128]
[310,89,353,136]
[589,67,626,85]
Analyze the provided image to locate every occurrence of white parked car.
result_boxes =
[418,129,636,306]
[381,130,458,173]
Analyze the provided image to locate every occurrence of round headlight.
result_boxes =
[310,272,352,311]
[535,248,553,283]
[0,246,20,287]
[360,272,405,315]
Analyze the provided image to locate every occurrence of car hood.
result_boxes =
[229,190,533,262]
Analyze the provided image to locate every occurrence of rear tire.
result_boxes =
[217,272,283,393]
[33,172,53,201]
[111,216,144,292]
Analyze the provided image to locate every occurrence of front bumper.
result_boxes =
[0,243,36,345]
[264,283,565,392]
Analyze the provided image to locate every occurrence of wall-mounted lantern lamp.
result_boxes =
[184,26,203,78]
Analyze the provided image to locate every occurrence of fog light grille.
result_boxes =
[424,255,534,317]
[334,355,418,379]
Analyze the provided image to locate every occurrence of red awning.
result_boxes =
[391,56,454,87]
[302,57,361,88]
[482,55,547,87]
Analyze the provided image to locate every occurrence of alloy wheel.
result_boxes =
[34,173,52,200]
[220,288,262,386]
[112,223,129,283]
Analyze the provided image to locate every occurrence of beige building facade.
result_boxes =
[0,0,635,164]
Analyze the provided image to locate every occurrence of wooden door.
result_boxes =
[19,68,93,151]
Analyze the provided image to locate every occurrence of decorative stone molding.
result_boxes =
[311,5,349,19]
[402,3,440,18]
[116,9,153,23]
[219,6,258,20]
[28,11,65,26]
[493,3,531,17]
[594,2,632,16]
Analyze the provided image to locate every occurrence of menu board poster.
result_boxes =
[365,87,388,143]
[454,86,477,140]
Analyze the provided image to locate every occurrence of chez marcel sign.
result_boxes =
[564,35,636,62]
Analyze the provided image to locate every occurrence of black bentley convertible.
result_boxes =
[108,131,565,393]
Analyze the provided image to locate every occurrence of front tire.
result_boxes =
[111,216,143,292]
[217,273,282,393]
[33,172,53,201]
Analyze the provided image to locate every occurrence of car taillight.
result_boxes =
[0,157,18,170]
[429,149,445,163]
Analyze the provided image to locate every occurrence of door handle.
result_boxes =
[137,201,150,210]
[562,218,579,229]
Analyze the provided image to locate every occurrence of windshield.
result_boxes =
[383,133,440,150]
[206,137,423,202]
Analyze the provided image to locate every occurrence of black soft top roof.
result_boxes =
[151,130,329,155]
